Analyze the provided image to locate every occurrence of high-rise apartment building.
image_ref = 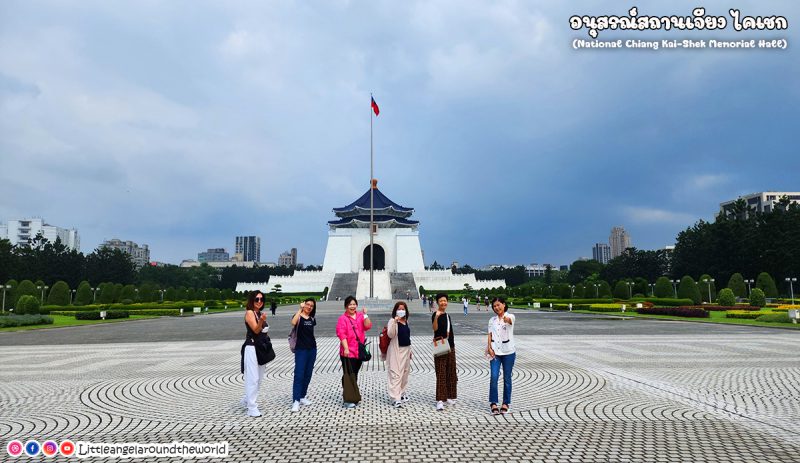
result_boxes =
[235,236,261,262]
[100,239,150,267]
[278,248,297,267]
[609,226,631,259]
[198,248,230,263]
[592,243,611,264]
[0,218,80,251]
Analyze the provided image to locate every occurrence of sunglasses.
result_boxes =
[255,297,264,302]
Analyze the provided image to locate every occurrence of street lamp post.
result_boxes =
[625,281,633,299]
[746,279,754,296]
[786,277,797,305]
[702,278,715,303]
[1,285,10,313]
[92,287,97,303]
[70,289,76,305]
[159,289,165,303]
[671,279,679,298]
[570,285,575,298]
[37,285,49,303]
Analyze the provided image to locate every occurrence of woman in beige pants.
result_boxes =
[386,301,412,407]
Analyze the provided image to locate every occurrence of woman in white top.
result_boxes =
[486,296,515,415]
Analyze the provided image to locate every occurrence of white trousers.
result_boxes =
[242,345,266,416]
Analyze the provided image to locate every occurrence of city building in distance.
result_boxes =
[609,226,631,259]
[100,239,150,267]
[198,248,229,263]
[0,217,80,251]
[278,248,298,267]
[235,236,261,263]
[719,191,800,219]
[593,243,611,264]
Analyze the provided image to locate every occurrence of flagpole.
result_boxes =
[369,92,375,299]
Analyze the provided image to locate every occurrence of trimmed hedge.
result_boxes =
[633,298,695,307]
[636,307,709,318]
[725,311,772,320]
[135,309,184,316]
[756,313,792,323]
[75,310,129,320]
[685,305,760,312]
[0,314,54,327]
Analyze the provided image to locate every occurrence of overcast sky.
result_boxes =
[1,1,798,267]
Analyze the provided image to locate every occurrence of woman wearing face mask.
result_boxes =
[486,296,516,415]
[290,298,317,413]
[335,295,372,408]
[385,301,412,408]
[240,290,269,417]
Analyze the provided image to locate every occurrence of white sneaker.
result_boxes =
[299,398,313,406]
[447,399,457,405]
[343,402,357,409]
[401,394,409,403]
[291,401,300,413]
[436,401,444,411]
[394,400,403,408]
[247,409,262,417]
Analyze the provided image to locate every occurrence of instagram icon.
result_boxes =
[42,441,58,457]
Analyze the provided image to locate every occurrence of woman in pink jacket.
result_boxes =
[335,296,372,408]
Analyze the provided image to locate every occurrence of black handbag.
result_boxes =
[255,335,276,365]
[349,318,371,362]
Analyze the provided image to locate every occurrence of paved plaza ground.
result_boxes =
[1,302,799,462]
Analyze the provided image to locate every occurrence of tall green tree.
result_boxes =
[613,280,631,299]
[677,276,701,304]
[654,276,673,298]
[85,248,135,286]
[47,281,71,306]
[567,260,603,284]
[75,281,93,305]
[120,285,137,302]
[726,273,747,298]
[756,272,778,298]
[14,279,37,306]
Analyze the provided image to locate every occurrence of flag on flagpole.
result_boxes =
[371,96,380,116]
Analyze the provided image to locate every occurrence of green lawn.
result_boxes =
[0,314,161,332]
[511,306,800,330]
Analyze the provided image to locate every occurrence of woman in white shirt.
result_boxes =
[486,296,515,415]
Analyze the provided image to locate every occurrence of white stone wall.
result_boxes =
[412,270,505,291]
[235,271,334,294]
[322,228,425,273]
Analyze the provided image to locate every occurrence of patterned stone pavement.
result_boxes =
[3,329,800,462]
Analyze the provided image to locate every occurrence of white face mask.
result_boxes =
[396,310,406,318]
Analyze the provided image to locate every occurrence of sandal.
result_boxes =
[490,403,500,415]
[500,404,509,414]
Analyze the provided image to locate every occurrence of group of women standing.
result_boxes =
[240,291,517,416]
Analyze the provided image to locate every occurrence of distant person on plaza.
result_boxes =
[432,293,457,411]
[484,295,489,311]
[386,301,412,408]
[422,294,427,308]
[290,298,317,413]
[270,299,277,316]
[240,290,268,417]
[486,296,516,415]
[462,296,469,315]
[336,296,372,408]
[429,297,434,312]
